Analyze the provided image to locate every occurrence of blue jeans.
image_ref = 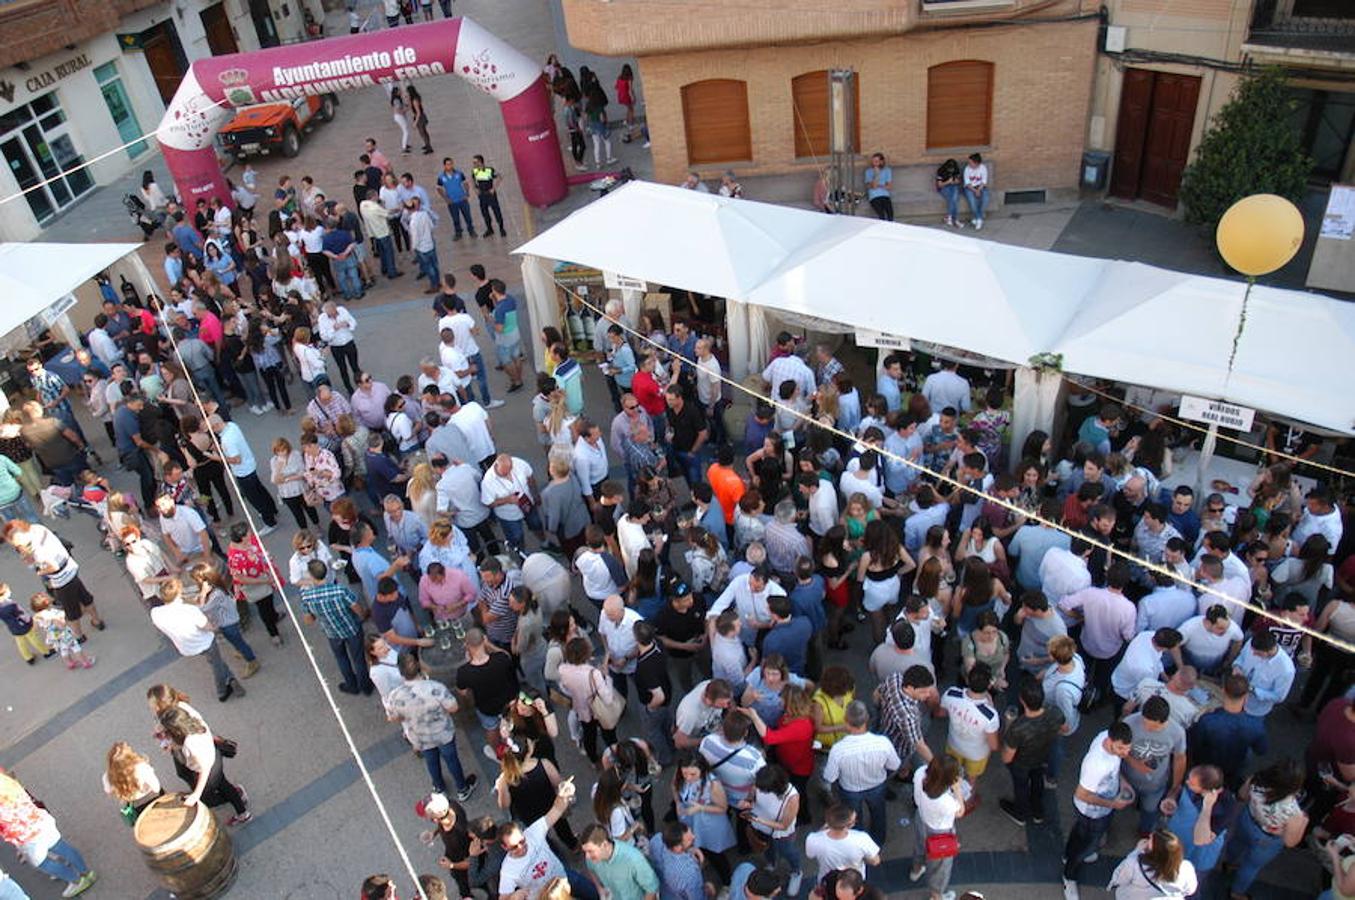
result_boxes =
[963,187,990,222]
[0,492,39,523]
[672,447,706,486]
[329,632,374,693]
[497,510,542,550]
[191,365,229,408]
[334,255,363,300]
[467,351,493,404]
[1225,811,1284,893]
[447,200,474,236]
[237,368,266,409]
[421,736,470,794]
[37,835,88,884]
[1063,810,1112,882]
[836,782,888,846]
[375,235,398,277]
[939,184,961,221]
[474,709,501,731]
[415,248,440,291]
[218,622,256,662]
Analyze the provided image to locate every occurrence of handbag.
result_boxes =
[588,669,627,730]
[214,735,238,758]
[516,491,536,517]
[925,831,960,860]
[743,818,771,854]
[119,802,138,826]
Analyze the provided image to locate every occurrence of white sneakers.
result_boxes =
[974,218,985,230]
[486,399,506,409]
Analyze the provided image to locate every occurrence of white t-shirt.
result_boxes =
[498,817,566,900]
[481,458,533,521]
[940,687,999,761]
[436,347,472,385]
[150,602,216,657]
[964,162,989,190]
[1073,731,1122,819]
[804,828,880,880]
[675,680,724,738]
[913,765,963,831]
[839,470,884,510]
[180,730,217,773]
[443,311,480,358]
[1178,615,1242,670]
[451,403,495,462]
[696,355,722,406]
[598,608,643,675]
[159,505,207,555]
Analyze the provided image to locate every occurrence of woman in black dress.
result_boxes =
[493,746,576,850]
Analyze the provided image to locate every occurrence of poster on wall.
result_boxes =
[1320,184,1355,240]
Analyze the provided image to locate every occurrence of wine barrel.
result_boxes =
[133,795,237,899]
[420,641,464,690]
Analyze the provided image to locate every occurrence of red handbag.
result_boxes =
[925,832,960,859]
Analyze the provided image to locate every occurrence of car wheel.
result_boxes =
[281,125,301,158]
[318,95,336,122]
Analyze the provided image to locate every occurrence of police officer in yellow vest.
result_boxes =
[471,155,506,238]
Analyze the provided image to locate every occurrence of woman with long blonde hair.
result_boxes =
[407,462,439,525]
[493,744,576,848]
[103,741,164,818]
[544,390,576,451]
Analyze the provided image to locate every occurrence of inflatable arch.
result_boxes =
[156,17,567,209]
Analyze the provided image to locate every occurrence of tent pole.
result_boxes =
[1195,422,1219,509]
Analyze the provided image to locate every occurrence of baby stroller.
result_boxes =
[123,193,162,240]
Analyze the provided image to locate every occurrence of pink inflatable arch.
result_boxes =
[156,17,566,209]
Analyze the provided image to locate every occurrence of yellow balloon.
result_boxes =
[1215,193,1305,276]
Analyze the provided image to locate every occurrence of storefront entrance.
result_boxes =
[0,92,93,224]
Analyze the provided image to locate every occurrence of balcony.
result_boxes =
[1244,0,1355,70]
[0,0,164,70]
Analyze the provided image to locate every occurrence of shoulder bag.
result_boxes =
[925,831,960,859]
[589,668,627,730]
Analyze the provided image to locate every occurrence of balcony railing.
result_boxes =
[1248,0,1355,56]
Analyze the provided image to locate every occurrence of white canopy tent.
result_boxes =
[515,182,1355,452]
[0,242,144,341]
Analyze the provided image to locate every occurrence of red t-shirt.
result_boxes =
[763,715,815,777]
[1310,697,1355,773]
[632,371,666,416]
[708,464,746,526]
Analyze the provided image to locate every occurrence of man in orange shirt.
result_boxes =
[706,445,746,526]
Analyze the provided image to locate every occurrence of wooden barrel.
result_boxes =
[420,641,465,690]
[133,795,237,899]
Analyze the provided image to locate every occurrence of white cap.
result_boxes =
[424,792,450,818]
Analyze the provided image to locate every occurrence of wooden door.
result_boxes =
[1110,68,1154,199]
[1139,73,1200,206]
[142,23,187,106]
[200,2,239,57]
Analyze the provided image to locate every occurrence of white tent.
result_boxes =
[514,181,1355,438]
[0,242,143,340]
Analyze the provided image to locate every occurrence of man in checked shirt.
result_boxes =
[877,664,939,779]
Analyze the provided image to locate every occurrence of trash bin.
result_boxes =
[1082,151,1111,190]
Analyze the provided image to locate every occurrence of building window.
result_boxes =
[681,79,752,165]
[0,91,93,225]
[1292,0,1354,18]
[95,62,149,160]
[926,60,994,149]
[791,71,860,159]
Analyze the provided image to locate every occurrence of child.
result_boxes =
[31,592,94,669]
[711,609,753,696]
[0,583,51,665]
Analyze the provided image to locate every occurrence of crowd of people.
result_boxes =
[2,56,1354,900]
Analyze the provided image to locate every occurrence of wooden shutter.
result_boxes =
[681,79,752,165]
[791,71,860,159]
[926,61,994,149]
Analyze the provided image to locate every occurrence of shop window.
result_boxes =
[681,79,752,165]
[926,60,994,149]
[791,70,860,159]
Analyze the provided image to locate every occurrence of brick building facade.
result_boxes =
[563,0,1102,209]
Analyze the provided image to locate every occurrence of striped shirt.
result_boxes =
[480,569,521,645]
[699,735,765,805]
[822,731,901,792]
[300,581,363,640]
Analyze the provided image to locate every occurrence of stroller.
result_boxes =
[123,192,162,240]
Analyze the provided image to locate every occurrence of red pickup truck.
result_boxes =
[217,93,336,159]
